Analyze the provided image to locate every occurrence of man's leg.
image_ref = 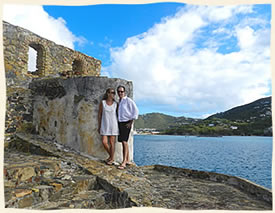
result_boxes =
[120,141,128,167]
[126,145,129,163]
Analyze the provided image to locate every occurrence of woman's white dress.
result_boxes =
[100,100,119,136]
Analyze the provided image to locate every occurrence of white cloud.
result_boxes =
[234,5,254,14]
[100,67,111,78]
[3,4,87,73]
[107,5,271,117]
[236,26,256,49]
[3,4,83,49]
[192,5,253,22]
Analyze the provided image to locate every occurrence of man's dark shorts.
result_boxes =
[118,121,131,142]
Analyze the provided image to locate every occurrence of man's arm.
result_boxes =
[126,120,134,129]
[129,98,139,120]
[126,98,139,128]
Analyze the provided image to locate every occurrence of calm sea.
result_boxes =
[133,135,272,189]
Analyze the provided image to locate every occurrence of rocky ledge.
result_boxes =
[4,133,272,210]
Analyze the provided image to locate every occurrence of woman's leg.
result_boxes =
[108,136,116,162]
[102,135,111,160]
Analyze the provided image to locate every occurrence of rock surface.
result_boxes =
[4,133,272,210]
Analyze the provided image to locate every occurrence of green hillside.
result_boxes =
[165,96,272,136]
[207,97,271,121]
[135,113,199,130]
[136,97,272,136]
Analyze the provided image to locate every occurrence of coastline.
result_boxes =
[134,132,273,137]
[133,133,272,189]
[4,133,272,210]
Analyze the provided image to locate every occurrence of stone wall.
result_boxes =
[3,21,101,88]
[29,77,134,162]
[5,87,34,139]
[4,21,135,162]
[4,20,100,141]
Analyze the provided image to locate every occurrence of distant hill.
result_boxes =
[206,97,271,121]
[135,113,200,130]
[136,97,272,136]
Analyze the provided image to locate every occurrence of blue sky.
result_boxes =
[43,3,184,66]
[3,3,272,118]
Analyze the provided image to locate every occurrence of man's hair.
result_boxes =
[117,85,126,92]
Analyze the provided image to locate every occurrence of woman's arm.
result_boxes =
[98,101,103,133]
[116,101,119,118]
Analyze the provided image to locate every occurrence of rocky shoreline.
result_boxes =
[4,133,272,210]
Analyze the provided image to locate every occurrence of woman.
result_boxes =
[98,88,119,165]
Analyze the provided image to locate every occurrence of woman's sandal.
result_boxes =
[104,158,111,163]
[106,160,114,165]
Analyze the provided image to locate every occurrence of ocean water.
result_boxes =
[133,135,273,189]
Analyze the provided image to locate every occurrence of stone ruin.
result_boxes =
[4,21,101,82]
[3,20,134,162]
[3,21,272,210]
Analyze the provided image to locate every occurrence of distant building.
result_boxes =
[136,128,159,135]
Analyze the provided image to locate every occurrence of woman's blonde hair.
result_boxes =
[102,88,116,100]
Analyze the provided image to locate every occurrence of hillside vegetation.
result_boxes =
[207,97,271,121]
[135,113,200,130]
[136,97,272,136]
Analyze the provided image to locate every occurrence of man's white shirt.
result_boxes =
[118,96,139,122]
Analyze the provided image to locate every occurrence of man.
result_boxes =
[117,85,139,170]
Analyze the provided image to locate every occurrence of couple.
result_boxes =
[98,85,138,170]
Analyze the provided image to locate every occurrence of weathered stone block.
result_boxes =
[15,189,33,198]
[15,104,26,111]
[22,113,33,122]
[6,127,16,133]
[72,176,97,194]
[50,183,62,192]
[18,196,34,208]
[36,185,54,201]
[30,76,135,162]
[11,167,36,182]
